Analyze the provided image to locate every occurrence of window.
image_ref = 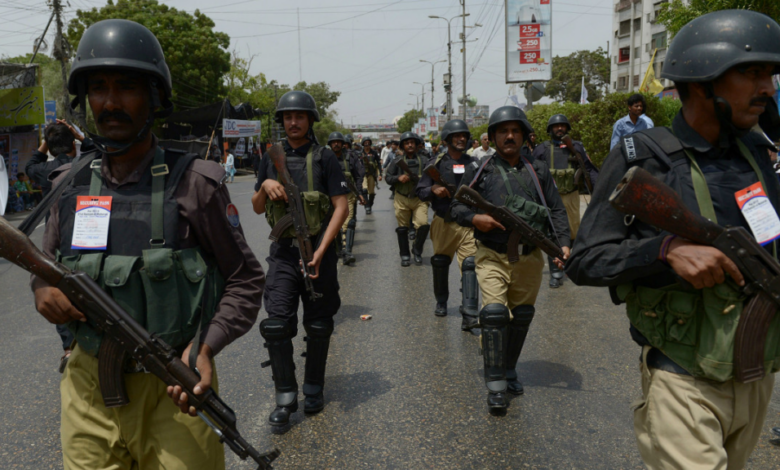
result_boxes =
[613,55,617,64]
[618,47,630,63]
[635,47,640,59]
[618,76,629,90]
[651,32,668,50]
[633,75,640,87]
[614,81,617,90]
[633,18,641,32]
[619,20,631,37]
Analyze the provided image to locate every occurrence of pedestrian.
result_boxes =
[451,106,570,415]
[472,132,496,160]
[252,146,261,178]
[328,131,366,266]
[225,147,235,183]
[466,138,479,156]
[30,19,264,469]
[567,10,780,469]
[384,140,400,200]
[252,90,349,426]
[385,132,430,266]
[416,119,479,328]
[27,120,92,198]
[609,93,654,150]
[359,136,382,214]
[531,114,599,288]
[13,173,35,210]
[380,140,393,164]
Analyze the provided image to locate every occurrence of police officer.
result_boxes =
[328,131,365,266]
[416,119,479,328]
[29,20,265,469]
[252,90,349,427]
[386,132,430,266]
[359,136,382,214]
[532,114,599,288]
[566,10,780,468]
[451,106,570,415]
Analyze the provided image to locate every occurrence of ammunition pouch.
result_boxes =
[505,194,549,233]
[550,168,576,195]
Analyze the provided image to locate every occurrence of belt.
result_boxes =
[276,235,318,248]
[434,212,455,223]
[645,348,691,376]
[479,239,536,256]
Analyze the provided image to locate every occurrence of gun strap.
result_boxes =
[189,271,210,379]
[520,155,562,247]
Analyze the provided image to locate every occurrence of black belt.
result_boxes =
[479,239,536,256]
[434,212,455,223]
[645,348,691,376]
[276,235,318,248]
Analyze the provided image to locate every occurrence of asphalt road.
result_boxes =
[2,174,780,469]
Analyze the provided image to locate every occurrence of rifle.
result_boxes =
[267,145,322,301]
[0,217,280,469]
[423,163,456,196]
[395,157,420,185]
[454,185,564,263]
[610,166,780,383]
[360,152,380,187]
[561,135,593,194]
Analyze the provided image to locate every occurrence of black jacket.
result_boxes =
[531,140,599,187]
[416,151,478,218]
[26,138,95,196]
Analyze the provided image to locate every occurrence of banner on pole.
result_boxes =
[505,0,552,83]
[0,86,45,127]
[222,119,263,138]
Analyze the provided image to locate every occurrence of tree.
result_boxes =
[396,109,425,133]
[4,53,70,121]
[66,0,231,111]
[293,81,341,119]
[658,0,780,37]
[545,48,610,103]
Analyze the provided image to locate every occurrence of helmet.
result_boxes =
[440,119,470,143]
[344,133,354,143]
[327,132,346,144]
[487,106,534,140]
[546,114,571,134]
[362,136,372,145]
[399,131,417,146]
[662,10,780,82]
[274,90,320,123]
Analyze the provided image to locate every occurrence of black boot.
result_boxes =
[506,305,535,395]
[460,256,480,331]
[412,224,429,265]
[343,219,356,265]
[302,320,334,414]
[366,194,375,214]
[549,255,564,288]
[480,304,510,415]
[396,227,411,267]
[259,319,298,426]
[431,255,451,316]
[335,230,345,258]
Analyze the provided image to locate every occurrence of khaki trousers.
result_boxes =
[475,243,544,309]
[61,345,224,470]
[394,192,429,228]
[560,191,580,240]
[363,175,377,195]
[342,192,356,231]
[430,215,477,268]
[634,345,774,470]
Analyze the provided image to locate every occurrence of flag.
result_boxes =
[579,76,588,104]
[640,49,665,95]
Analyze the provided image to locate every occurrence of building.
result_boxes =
[457,105,490,127]
[609,0,687,93]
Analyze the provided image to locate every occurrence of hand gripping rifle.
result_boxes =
[395,157,420,185]
[423,163,457,196]
[0,217,280,469]
[454,185,564,263]
[267,145,322,301]
[561,134,593,194]
[610,166,780,383]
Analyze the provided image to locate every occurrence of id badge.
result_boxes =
[71,196,112,250]
[453,164,465,174]
[734,182,780,246]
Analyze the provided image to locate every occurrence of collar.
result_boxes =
[283,140,312,157]
[672,112,731,154]
[100,135,158,187]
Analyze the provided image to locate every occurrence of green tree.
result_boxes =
[4,53,70,121]
[396,109,425,133]
[66,0,231,111]
[545,48,610,103]
[658,0,780,37]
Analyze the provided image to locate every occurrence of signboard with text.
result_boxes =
[222,119,263,138]
[506,0,552,83]
[0,86,45,127]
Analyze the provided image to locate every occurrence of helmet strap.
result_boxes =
[704,82,750,140]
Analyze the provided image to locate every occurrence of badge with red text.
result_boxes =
[735,182,780,245]
[226,203,240,227]
[72,196,112,250]
[453,164,465,174]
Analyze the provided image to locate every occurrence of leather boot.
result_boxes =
[366,194,375,214]
[259,319,298,426]
[480,304,510,415]
[343,219,356,265]
[412,224,429,265]
[460,256,480,331]
[396,227,411,267]
[549,255,564,288]
[302,320,334,414]
[506,305,535,395]
[431,255,451,316]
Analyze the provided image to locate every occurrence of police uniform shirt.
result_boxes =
[531,140,600,187]
[34,138,265,356]
[359,149,382,174]
[450,154,571,248]
[385,152,430,196]
[338,150,365,190]
[416,151,478,217]
[566,111,780,290]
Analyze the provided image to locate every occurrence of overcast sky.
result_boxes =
[1,0,613,124]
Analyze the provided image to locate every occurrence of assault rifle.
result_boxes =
[0,217,280,469]
[395,157,420,185]
[423,163,456,196]
[610,166,780,383]
[561,134,593,194]
[360,153,380,188]
[267,144,322,301]
[454,185,564,263]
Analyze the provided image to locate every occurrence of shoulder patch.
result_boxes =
[226,203,240,227]
[623,136,639,162]
[189,159,227,184]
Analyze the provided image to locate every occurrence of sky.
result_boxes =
[0,0,614,125]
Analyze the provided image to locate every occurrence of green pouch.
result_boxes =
[75,252,104,281]
[175,248,211,345]
[696,282,745,381]
[663,290,699,347]
[265,200,296,239]
[140,248,182,347]
[58,252,104,355]
[551,168,576,194]
[103,255,146,328]
[504,194,548,232]
[302,190,331,236]
[627,286,668,349]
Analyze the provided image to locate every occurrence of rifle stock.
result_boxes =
[395,157,420,185]
[424,164,456,195]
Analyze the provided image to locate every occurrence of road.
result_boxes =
[1,174,779,469]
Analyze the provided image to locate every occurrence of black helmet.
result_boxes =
[441,119,470,142]
[662,10,780,82]
[344,133,354,143]
[399,131,417,146]
[487,106,533,140]
[327,131,346,144]
[362,136,372,145]
[546,114,571,134]
[275,90,320,123]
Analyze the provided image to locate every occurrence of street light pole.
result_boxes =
[420,59,446,118]
[461,0,467,121]
[409,93,419,110]
[429,13,470,123]
[413,82,426,113]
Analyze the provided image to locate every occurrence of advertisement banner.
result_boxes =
[222,119,263,138]
[235,137,246,157]
[0,86,46,127]
[506,0,552,83]
[427,108,439,131]
[44,100,57,125]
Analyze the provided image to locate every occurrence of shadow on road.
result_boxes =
[326,371,394,412]
[517,360,585,391]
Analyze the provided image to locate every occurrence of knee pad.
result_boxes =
[396,226,409,235]
[510,305,535,326]
[260,318,295,341]
[347,218,357,230]
[431,254,451,268]
[480,304,510,328]
[303,320,334,339]
[462,256,476,272]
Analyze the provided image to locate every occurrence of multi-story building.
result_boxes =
[609,0,687,93]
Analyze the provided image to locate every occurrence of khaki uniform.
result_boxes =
[362,175,377,195]
[430,215,477,268]
[394,192,429,228]
[475,243,544,308]
[560,191,580,240]
[342,192,356,231]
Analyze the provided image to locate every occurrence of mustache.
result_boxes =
[97,110,133,124]
[751,96,772,107]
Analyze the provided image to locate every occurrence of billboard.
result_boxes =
[505,0,552,83]
[222,119,263,138]
[0,86,45,127]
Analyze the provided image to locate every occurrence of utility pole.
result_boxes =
[420,59,445,118]
[297,8,303,82]
[461,0,467,121]
[52,0,74,124]
[413,82,426,113]
[430,13,469,122]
